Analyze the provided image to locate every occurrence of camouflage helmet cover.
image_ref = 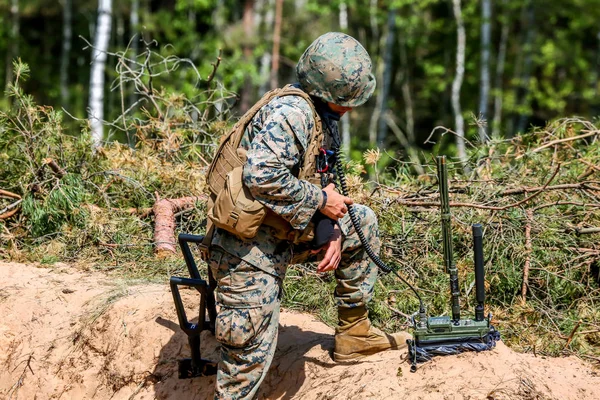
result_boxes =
[296,32,376,107]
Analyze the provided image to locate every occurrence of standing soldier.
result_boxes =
[207,32,410,399]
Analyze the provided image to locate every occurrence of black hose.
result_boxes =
[333,153,425,314]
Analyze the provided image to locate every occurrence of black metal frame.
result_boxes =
[169,233,218,378]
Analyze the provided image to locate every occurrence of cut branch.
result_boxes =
[0,189,21,199]
[0,199,23,219]
[153,195,208,257]
[43,158,66,178]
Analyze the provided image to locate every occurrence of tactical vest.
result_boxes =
[206,84,324,242]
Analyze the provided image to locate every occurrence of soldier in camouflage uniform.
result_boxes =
[208,32,410,399]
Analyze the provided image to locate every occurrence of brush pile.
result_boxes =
[0,61,598,364]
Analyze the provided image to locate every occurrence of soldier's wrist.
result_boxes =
[320,190,327,210]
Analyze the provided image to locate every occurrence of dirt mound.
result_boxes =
[1,261,598,400]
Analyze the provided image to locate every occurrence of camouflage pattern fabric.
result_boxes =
[211,94,324,278]
[209,204,380,400]
[209,31,378,399]
[296,32,376,108]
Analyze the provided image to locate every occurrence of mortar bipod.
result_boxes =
[169,233,218,378]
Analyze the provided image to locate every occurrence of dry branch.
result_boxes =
[43,158,66,178]
[521,209,533,302]
[516,130,599,159]
[502,182,600,196]
[153,195,208,257]
[0,199,23,220]
[564,320,582,349]
[574,227,600,235]
[393,164,561,211]
[0,189,21,199]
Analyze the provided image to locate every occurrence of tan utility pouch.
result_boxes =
[207,166,266,239]
[206,85,324,241]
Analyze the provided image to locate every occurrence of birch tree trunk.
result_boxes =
[258,0,273,96]
[492,0,509,137]
[5,0,19,89]
[451,0,468,167]
[240,0,255,112]
[89,0,113,149]
[60,0,72,108]
[269,0,283,90]
[339,0,350,157]
[339,1,348,32]
[478,0,491,142]
[127,0,140,147]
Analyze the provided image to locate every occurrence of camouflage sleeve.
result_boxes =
[242,97,323,231]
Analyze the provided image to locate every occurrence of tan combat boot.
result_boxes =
[334,307,411,362]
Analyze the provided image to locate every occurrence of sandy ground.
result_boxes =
[1,261,599,400]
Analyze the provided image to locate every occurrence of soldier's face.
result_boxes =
[327,102,353,116]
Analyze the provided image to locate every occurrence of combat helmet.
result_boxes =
[296,32,376,107]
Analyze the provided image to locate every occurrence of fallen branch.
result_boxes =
[7,354,34,399]
[394,164,561,211]
[43,158,66,178]
[516,130,599,159]
[574,227,600,235]
[153,195,208,257]
[0,189,21,199]
[521,209,533,302]
[0,199,23,220]
[564,320,582,349]
[502,182,600,196]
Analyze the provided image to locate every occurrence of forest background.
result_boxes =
[3,0,600,156]
[1,0,600,367]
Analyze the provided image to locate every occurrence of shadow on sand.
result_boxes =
[152,316,335,399]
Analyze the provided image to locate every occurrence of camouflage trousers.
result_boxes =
[208,205,380,400]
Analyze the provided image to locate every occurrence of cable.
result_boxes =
[333,151,426,314]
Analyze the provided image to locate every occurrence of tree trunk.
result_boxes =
[400,42,415,146]
[369,0,379,39]
[127,0,140,147]
[478,0,491,142]
[240,0,255,112]
[339,1,348,31]
[376,8,396,147]
[269,0,283,90]
[339,0,350,157]
[515,2,535,134]
[89,0,113,149]
[451,0,468,167]
[60,0,72,108]
[257,0,273,96]
[492,0,509,137]
[5,0,19,89]
[594,31,600,117]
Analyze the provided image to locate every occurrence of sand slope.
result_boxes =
[0,262,598,400]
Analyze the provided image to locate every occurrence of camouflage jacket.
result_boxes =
[211,93,325,277]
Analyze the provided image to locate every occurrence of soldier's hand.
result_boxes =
[320,183,353,220]
[316,225,342,273]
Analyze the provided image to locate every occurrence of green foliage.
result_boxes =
[20,174,89,237]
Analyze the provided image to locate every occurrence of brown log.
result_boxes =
[153,195,208,257]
